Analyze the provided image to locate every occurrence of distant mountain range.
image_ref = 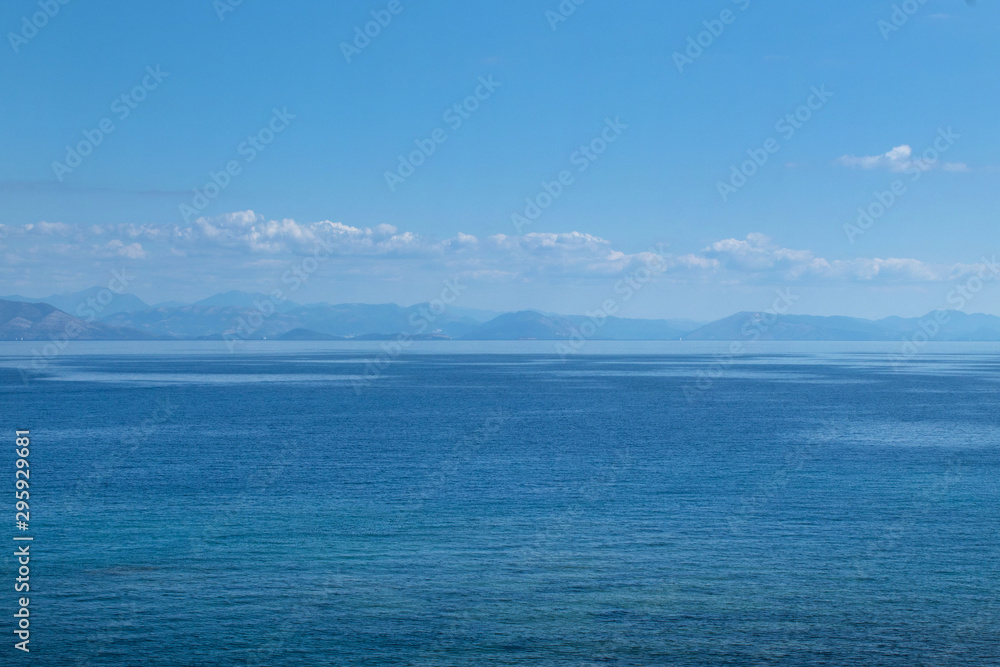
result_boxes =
[459,311,696,340]
[1,287,149,318]
[0,300,150,341]
[683,311,1000,341]
[3,289,1000,342]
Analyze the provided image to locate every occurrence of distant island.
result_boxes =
[3,289,1000,342]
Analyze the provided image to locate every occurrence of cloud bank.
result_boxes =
[0,212,987,294]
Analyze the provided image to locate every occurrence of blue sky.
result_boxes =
[1,0,997,319]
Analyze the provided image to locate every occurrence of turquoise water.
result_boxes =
[2,342,999,665]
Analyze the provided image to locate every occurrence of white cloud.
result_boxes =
[704,232,814,272]
[836,144,916,172]
[1,212,985,288]
[835,144,969,174]
[96,240,148,259]
[701,234,976,283]
[26,221,73,236]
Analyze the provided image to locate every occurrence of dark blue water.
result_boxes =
[2,343,999,665]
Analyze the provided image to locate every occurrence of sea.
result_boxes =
[1,341,998,666]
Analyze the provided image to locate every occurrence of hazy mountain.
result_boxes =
[597,316,696,340]
[442,306,503,323]
[192,291,300,313]
[1,288,148,317]
[100,301,484,339]
[684,311,1000,341]
[275,328,346,341]
[684,313,893,341]
[0,300,150,340]
[286,302,484,338]
[460,311,578,340]
[461,311,696,340]
[661,318,705,331]
[14,289,1000,341]
[875,311,1000,341]
[353,332,452,341]
[285,303,413,336]
[103,305,302,339]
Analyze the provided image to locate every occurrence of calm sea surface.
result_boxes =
[2,342,998,665]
